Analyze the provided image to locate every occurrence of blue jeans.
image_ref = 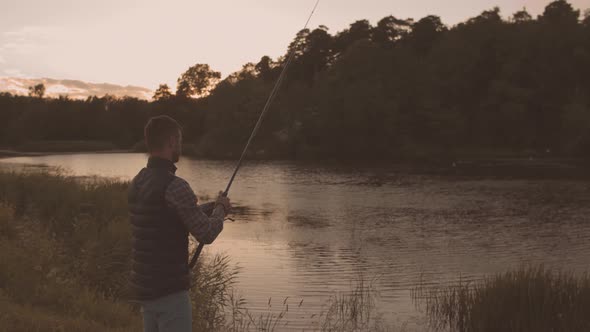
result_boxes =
[140,290,192,332]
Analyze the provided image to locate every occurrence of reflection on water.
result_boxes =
[2,153,589,330]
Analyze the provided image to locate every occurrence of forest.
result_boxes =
[0,0,589,161]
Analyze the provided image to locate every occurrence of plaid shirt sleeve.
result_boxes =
[164,177,224,244]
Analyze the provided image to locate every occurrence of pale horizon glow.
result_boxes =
[0,0,588,95]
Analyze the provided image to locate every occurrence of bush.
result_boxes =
[412,265,590,332]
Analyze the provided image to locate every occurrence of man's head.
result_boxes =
[144,115,182,163]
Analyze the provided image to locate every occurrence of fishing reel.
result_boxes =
[200,201,234,222]
[200,201,216,216]
[189,201,233,268]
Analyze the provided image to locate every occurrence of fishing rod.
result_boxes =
[189,0,321,269]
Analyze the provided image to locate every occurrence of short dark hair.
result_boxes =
[144,115,182,151]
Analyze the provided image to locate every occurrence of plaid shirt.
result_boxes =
[165,177,225,244]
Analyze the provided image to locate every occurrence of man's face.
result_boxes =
[171,131,182,163]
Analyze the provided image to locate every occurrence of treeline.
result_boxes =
[1,0,589,160]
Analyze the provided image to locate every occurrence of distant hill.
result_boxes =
[0,77,152,100]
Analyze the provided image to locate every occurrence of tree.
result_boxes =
[1,6,590,160]
[223,63,258,85]
[176,80,192,99]
[286,29,311,60]
[410,15,446,54]
[28,83,45,98]
[255,56,276,81]
[153,84,173,101]
[241,63,258,80]
[372,15,412,45]
[333,20,373,53]
[539,0,580,25]
[512,8,533,23]
[583,9,590,28]
[348,20,373,41]
[282,26,334,84]
[176,64,221,98]
[300,26,333,82]
[468,7,502,24]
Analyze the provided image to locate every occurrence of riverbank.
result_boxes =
[0,170,390,332]
[2,146,588,180]
[0,149,132,158]
[0,149,46,158]
[1,170,589,331]
[0,172,142,331]
[0,140,133,158]
[413,265,590,331]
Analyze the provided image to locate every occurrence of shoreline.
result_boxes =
[0,149,588,180]
[0,149,133,159]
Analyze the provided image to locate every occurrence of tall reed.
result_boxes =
[412,265,590,332]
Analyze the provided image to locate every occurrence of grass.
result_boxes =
[319,276,389,332]
[224,278,388,332]
[226,295,293,331]
[412,265,590,332]
[0,169,392,332]
[0,170,239,331]
[0,204,141,331]
[4,169,590,332]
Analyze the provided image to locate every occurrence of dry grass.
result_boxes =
[0,170,238,331]
[318,276,390,332]
[412,265,590,332]
[0,170,397,331]
[0,204,142,331]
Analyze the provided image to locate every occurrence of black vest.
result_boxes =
[128,157,190,301]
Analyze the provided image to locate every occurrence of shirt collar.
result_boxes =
[147,156,177,174]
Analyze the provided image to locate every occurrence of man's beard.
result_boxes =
[172,149,180,163]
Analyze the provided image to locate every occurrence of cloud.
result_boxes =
[0,55,5,64]
[0,77,152,99]
[1,26,63,55]
[3,26,63,40]
[3,69,24,77]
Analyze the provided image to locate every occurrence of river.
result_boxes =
[1,153,589,330]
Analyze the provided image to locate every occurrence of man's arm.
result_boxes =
[165,177,225,244]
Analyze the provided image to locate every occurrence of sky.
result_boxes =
[0,0,588,93]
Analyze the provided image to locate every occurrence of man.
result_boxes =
[128,115,230,332]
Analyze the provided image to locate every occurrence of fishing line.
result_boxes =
[189,0,321,268]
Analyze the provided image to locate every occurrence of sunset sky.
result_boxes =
[1,0,588,93]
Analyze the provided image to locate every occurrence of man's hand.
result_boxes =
[215,191,231,216]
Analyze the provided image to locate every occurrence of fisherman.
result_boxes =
[127,115,231,332]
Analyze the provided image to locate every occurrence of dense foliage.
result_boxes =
[1,1,588,160]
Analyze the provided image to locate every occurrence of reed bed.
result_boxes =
[412,266,590,332]
[0,170,394,331]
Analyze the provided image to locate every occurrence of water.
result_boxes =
[2,153,589,330]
